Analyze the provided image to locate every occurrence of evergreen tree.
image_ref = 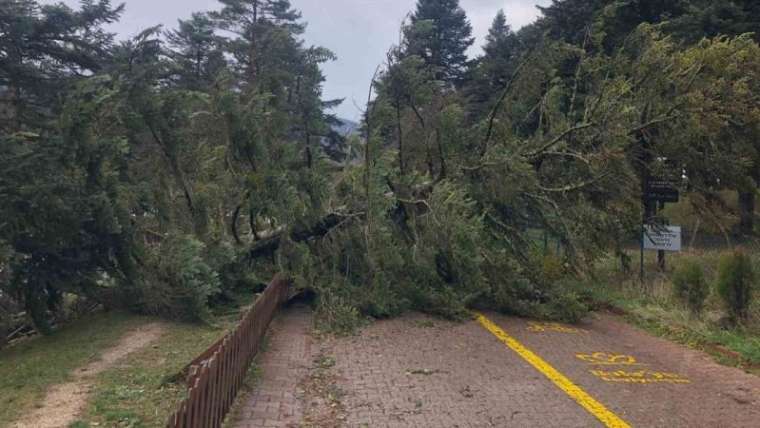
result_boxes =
[536,0,604,45]
[166,13,227,91]
[466,9,520,117]
[0,0,123,132]
[482,10,519,81]
[405,0,474,85]
[0,0,136,331]
[668,0,760,44]
[211,0,304,86]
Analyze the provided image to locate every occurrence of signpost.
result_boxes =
[645,179,680,203]
[640,159,682,281]
[643,226,682,252]
[645,159,681,203]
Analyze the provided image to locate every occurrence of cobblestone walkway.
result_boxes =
[325,314,596,428]
[233,305,314,428]
[234,307,760,427]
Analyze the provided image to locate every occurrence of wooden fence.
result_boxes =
[166,276,290,427]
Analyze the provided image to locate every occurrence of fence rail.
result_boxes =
[167,276,290,428]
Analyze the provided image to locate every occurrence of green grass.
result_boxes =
[582,248,760,374]
[1,300,248,428]
[0,312,150,425]
[77,316,239,427]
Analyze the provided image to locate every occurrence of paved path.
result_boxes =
[233,306,314,428]
[234,307,760,427]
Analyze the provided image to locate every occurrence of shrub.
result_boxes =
[483,255,590,323]
[315,293,364,335]
[541,252,566,282]
[359,274,409,319]
[543,290,590,323]
[138,235,221,321]
[672,260,709,315]
[716,250,755,324]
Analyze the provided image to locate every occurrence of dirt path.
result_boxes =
[235,309,760,428]
[14,322,165,428]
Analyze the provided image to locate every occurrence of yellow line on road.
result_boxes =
[475,313,631,428]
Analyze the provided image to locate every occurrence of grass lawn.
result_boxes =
[75,318,234,428]
[582,248,760,374]
[1,302,247,428]
[0,312,150,425]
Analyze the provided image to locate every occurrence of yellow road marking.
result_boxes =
[475,313,631,428]
[576,352,643,366]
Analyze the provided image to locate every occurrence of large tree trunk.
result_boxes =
[246,213,350,261]
[738,191,755,237]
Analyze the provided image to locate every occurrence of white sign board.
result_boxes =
[643,226,682,252]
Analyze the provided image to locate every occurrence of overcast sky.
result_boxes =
[45,0,550,120]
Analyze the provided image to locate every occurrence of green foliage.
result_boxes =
[0,0,123,132]
[0,79,140,333]
[358,276,409,320]
[315,292,365,336]
[541,252,567,283]
[4,0,760,334]
[467,9,521,116]
[717,251,755,324]
[0,0,337,328]
[406,0,475,85]
[138,235,221,321]
[543,289,590,323]
[672,259,709,315]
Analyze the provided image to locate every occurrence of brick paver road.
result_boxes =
[234,306,760,427]
[233,306,314,428]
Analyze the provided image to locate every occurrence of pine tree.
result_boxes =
[405,0,475,85]
[485,10,511,52]
[668,0,760,44]
[166,12,227,91]
[211,0,304,85]
[483,11,520,91]
[0,0,123,132]
[0,1,135,332]
[464,10,521,119]
[536,0,604,45]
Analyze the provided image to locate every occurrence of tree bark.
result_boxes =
[247,213,350,261]
[396,101,405,175]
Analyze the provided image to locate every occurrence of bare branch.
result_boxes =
[540,151,593,165]
[482,57,529,155]
[627,115,677,135]
[525,122,596,158]
[538,171,611,193]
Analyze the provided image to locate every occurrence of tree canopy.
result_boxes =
[405,0,474,85]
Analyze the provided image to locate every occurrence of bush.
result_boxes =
[541,252,566,282]
[672,260,709,315]
[315,293,364,335]
[138,235,221,321]
[542,290,589,323]
[359,274,409,319]
[717,250,755,324]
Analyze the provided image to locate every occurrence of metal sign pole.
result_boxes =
[640,219,645,283]
[656,202,667,272]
